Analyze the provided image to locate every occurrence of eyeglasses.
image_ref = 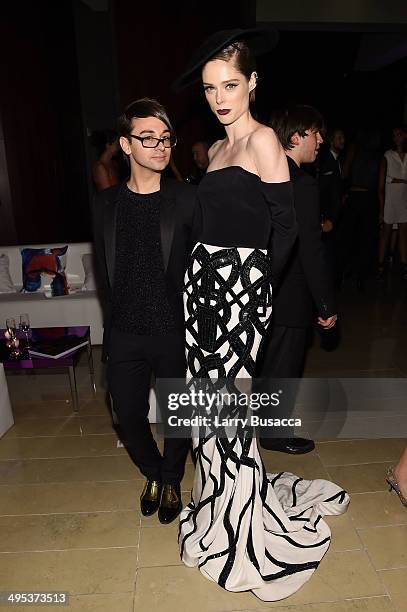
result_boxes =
[129,134,177,148]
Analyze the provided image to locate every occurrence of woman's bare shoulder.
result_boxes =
[248,125,288,182]
[208,139,225,161]
[247,125,280,152]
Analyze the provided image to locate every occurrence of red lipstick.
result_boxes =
[217,109,231,115]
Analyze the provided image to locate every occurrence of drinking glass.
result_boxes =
[19,313,30,350]
[5,317,20,357]
[5,318,16,338]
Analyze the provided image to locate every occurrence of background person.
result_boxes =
[257,104,337,455]
[91,129,120,192]
[377,125,407,281]
[185,140,210,184]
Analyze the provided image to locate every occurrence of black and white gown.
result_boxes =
[179,166,349,602]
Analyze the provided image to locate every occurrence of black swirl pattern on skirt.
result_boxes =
[184,243,272,380]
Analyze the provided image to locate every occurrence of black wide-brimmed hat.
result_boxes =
[172,27,278,92]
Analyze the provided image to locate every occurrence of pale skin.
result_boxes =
[287,129,337,331]
[119,116,172,194]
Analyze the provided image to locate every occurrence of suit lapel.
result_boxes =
[160,178,176,273]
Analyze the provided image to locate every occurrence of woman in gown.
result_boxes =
[173,28,350,602]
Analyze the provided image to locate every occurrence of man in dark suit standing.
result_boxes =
[257,105,337,454]
[318,127,346,231]
[93,98,196,523]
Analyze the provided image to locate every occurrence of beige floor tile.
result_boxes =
[0,592,134,612]
[133,550,385,611]
[241,596,396,611]
[134,564,266,611]
[0,510,139,552]
[348,492,407,528]
[0,455,142,485]
[138,524,182,567]
[263,550,385,608]
[260,451,331,482]
[317,440,406,467]
[0,434,124,460]
[11,400,76,418]
[3,416,82,438]
[181,462,196,490]
[326,463,393,494]
[78,415,115,435]
[73,397,112,416]
[10,397,111,418]
[389,593,407,612]
[0,548,138,593]
[378,568,407,612]
[358,525,407,570]
[53,592,134,612]
[0,481,142,515]
[324,514,362,552]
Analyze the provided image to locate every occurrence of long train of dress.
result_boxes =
[180,243,349,602]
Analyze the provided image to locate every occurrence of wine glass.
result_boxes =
[5,317,19,357]
[19,313,31,353]
[5,318,16,339]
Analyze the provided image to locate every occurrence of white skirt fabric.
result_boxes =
[180,243,350,602]
[384,183,407,224]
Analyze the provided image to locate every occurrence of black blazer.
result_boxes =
[272,156,336,328]
[317,148,344,225]
[92,177,197,354]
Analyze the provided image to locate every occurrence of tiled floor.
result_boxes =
[1,276,407,611]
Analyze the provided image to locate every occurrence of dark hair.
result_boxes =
[211,40,257,103]
[270,105,325,151]
[391,125,407,152]
[117,98,174,140]
[192,140,209,149]
[90,129,117,157]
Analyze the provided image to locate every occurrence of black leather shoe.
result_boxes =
[260,437,315,454]
[158,483,182,524]
[140,479,162,516]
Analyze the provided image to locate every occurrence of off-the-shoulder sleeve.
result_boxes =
[262,180,297,287]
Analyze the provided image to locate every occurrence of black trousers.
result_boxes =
[107,328,190,485]
[255,325,308,438]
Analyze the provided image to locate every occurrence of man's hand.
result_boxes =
[321,219,333,233]
[318,315,337,329]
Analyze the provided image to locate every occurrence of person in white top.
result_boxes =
[378,125,407,280]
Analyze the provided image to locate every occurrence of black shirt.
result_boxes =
[111,185,176,335]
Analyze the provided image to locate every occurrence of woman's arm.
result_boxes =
[249,127,296,286]
[249,127,289,182]
[378,157,386,222]
[92,162,111,192]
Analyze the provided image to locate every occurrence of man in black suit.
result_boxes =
[318,127,346,231]
[93,98,196,523]
[256,105,337,454]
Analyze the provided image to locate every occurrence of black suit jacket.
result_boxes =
[317,148,344,225]
[272,156,336,327]
[92,177,196,354]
